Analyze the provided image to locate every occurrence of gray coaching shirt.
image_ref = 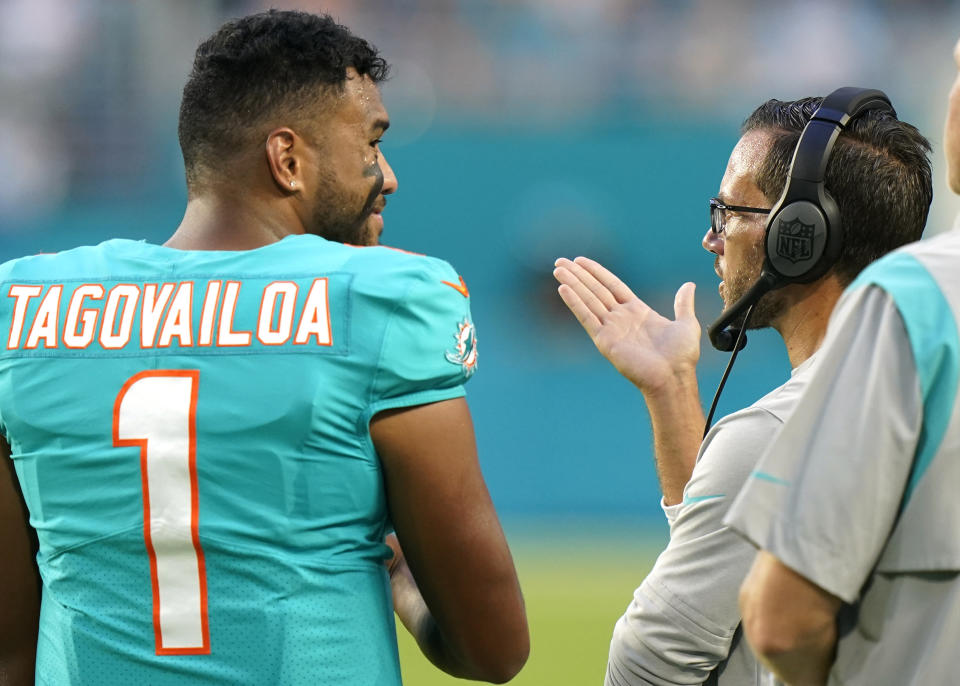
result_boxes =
[725,230,960,685]
[603,360,817,685]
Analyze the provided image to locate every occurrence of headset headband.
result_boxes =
[788,88,894,188]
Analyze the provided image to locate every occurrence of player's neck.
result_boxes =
[166,192,305,251]
[772,276,845,369]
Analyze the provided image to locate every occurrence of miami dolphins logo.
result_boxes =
[445,319,478,377]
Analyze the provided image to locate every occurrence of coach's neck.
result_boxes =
[772,274,846,369]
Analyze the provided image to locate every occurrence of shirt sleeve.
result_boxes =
[367,259,476,416]
[723,284,923,603]
[606,407,782,685]
[660,497,682,526]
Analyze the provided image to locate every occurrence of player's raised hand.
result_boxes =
[553,256,701,394]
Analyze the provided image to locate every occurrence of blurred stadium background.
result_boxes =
[3,0,959,683]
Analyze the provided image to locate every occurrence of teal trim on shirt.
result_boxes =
[849,252,960,509]
[750,470,790,486]
[682,493,725,504]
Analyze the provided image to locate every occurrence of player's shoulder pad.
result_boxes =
[0,241,123,285]
[344,244,469,299]
[363,246,478,395]
[0,257,19,284]
[0,251,58,284]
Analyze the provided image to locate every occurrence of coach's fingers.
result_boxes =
[674,282,698,323]
[554,258,618,311]
[572,256,636,304]
[556,283,602,338]
[553,264,610,321]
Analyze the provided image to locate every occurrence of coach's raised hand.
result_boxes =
[553,256,700,392]
[553,256,704,504]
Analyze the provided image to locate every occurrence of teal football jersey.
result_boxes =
[0,235,477,685]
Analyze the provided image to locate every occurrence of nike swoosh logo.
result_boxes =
[750,470,790,486]
[682,494,725,505]
[441,276,470,298]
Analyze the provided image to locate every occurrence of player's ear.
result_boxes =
[264,128,301,194]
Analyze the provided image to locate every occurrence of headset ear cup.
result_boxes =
[764,199,834,283]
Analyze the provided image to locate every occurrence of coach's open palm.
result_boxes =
[553,256,700,394]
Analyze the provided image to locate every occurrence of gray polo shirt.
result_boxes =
[603,358,816,685]
[725,231,960,685]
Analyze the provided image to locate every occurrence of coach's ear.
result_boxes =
[264,128,302,194]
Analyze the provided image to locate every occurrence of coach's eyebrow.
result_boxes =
[372,118,390,134]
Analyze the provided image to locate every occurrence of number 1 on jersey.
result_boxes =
[113,370,210,655]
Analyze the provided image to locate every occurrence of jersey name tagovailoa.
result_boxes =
[5,278,332,350]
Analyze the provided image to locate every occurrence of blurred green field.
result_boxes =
[396,523,665,685]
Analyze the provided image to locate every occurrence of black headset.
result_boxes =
[707,86,895,352]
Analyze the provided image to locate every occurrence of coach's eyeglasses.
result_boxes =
[709,197,771,235]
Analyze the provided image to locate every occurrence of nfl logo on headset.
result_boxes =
[776,217,815,263]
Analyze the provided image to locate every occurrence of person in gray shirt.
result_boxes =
[553,94,932,685]
[731,39,960,686]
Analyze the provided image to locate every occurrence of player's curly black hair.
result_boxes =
[743,97,932,286]
[178,10,390,189]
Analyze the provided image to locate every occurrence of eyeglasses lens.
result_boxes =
[710,202,725,235]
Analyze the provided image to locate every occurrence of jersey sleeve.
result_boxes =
[367,259,476,416]
[606,408,781,685]
[723,282,924,603]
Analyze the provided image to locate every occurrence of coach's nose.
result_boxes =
[703,227,723,255]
